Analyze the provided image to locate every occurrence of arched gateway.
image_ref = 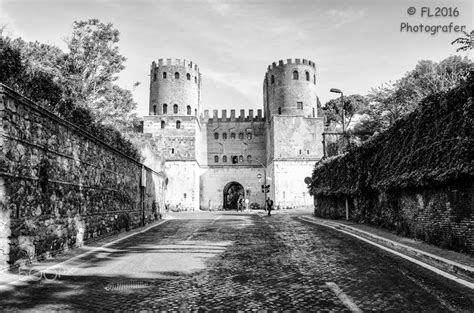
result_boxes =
[223,181,244,210]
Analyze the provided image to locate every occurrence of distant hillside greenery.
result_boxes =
[310,71,473,196]
[0,20,140,160]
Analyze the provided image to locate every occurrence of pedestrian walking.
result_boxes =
[266,197,274,216]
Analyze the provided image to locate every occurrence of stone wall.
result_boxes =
[0,84,167,270]
[200,167,266,210]
[270,116,324,160]
[314,184,474,254]
[205,119,266,167]
[264,58,318,118]
[271,160,315,209]
[149,59,201,116]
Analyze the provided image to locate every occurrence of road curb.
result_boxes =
[299,216,474,287]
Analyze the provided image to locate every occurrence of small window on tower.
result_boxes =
[163,104,168,114]
[278,107,282,115]
[305,71,310,81]
[186,73,191,80]
[271,75,275,84]
[161,121,165,129]
[223,133,227,140]
[173,104,178,114]
[214,155,219,163]
[247,155,252,163]
[313,74,316,84]
[153,105,157,115]
[214,132,219,140]
[293,70,299,80]
[195,76,197,83]
[239,155,244,163]
[232,156,238,164]
[239,132,244,140]
[231,133,236,139]
[163,72,167,79]
[247,133,252,140]
[312,107,315,117]
[171,148,175,154]
[153,73,157,81]
[297,102,303,109]
[223,155,227,163]
[187,105,191,115]
[175,72,180,79]
[176,120,181,129]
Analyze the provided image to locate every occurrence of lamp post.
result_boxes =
[330,88,349,221]
[330,88,345,148]
[255,158,267,211]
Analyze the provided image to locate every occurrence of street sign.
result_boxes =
[304,177,312,184]
[257,173,262,180]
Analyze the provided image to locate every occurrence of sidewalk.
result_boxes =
[299,215,473,288]
[0,219,170,291]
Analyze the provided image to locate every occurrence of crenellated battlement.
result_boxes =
[266,58,316,71]
[151,58,200,72]
[200,109,265,123]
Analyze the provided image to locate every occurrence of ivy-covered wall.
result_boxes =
[0,84,167,270]
[310,77,473,254]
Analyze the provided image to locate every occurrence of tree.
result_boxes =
[451,30,473,52]
[64,19,127,109]
[323,94,368,129]
[62,19,138,130]
[0,21,140,158]
[0,37,64,109]
[355,56,473,138]
[93,84,138,129]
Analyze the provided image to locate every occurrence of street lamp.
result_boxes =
[255,158,268,211]
[330,88,350,221]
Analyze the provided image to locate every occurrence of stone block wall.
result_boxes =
[271,160,315,209]
[205,119,266,167]
[0,85,167,269]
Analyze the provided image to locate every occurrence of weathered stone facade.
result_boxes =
[144,58,324,210]
[0,85,167,270]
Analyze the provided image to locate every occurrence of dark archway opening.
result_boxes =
[223,181,244,211]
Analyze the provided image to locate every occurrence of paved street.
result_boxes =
[1,210,473,311]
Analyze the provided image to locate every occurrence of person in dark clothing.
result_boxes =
[266,197,274,216]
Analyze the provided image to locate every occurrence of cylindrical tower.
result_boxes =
[263,58,317,119]
[149,58,201,116]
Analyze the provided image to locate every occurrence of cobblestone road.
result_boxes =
[1,211,473,311]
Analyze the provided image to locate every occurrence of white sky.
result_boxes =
[0,0,472,117]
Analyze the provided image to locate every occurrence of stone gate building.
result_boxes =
[142,58,325,211]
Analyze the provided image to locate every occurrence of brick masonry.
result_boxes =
[314,184,474,254]
[0,84,167,270]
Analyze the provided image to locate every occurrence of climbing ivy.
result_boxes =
[310,75,473,196]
